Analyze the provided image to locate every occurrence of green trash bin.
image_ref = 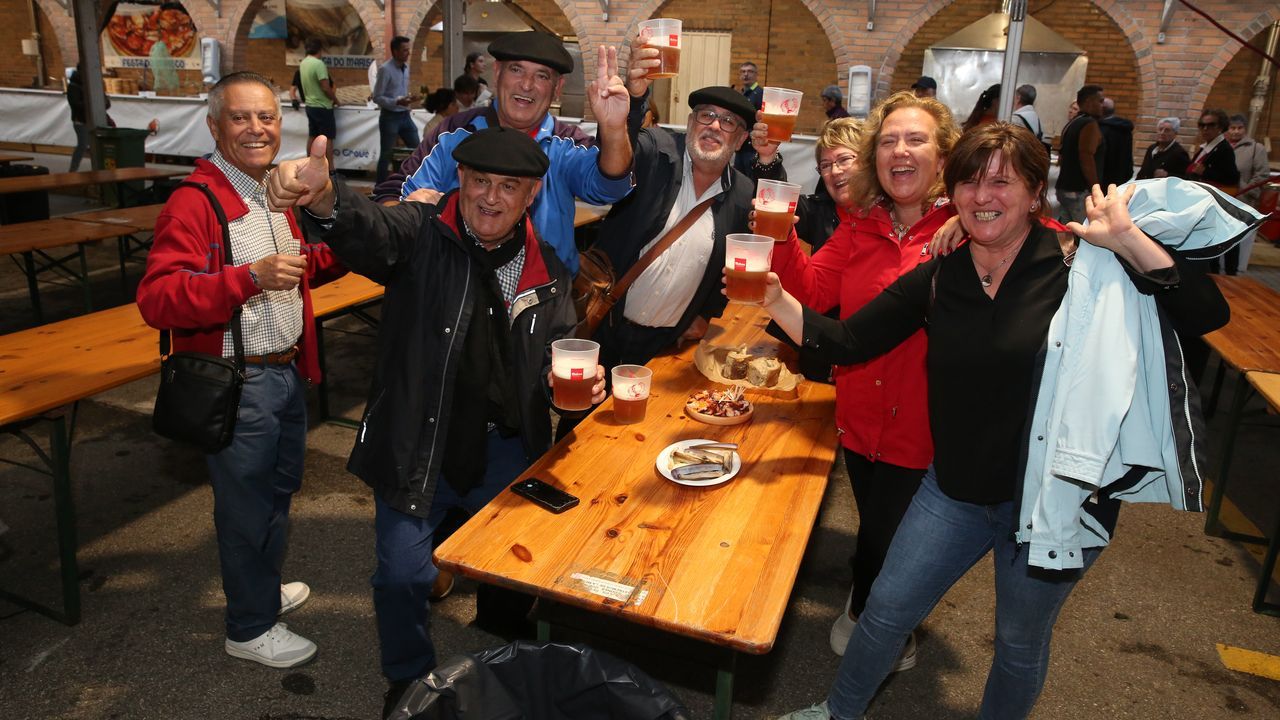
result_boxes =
[93,127,150,206]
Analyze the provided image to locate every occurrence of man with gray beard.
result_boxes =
[588,68,787,367]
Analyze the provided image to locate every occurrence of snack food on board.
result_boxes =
[686,387,752,418]
[694,342,800,392]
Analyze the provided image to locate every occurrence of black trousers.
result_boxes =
[842,450,927,617]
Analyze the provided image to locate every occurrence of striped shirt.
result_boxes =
[210,151,304,357]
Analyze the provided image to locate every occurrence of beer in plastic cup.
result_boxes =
[754,179,802,242]
[551,339,600,411]
[762,87,803,143]
[724,233,774,304]
[638,19,682,79]
[611,365,653,424]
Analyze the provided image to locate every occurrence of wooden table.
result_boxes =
[573,203,609,228]
[0,152,34,164]
[0,167,182,196]
[435,306,838,718]
[65,204,166,291]
[0,217,149,320]
[0,273,384,625]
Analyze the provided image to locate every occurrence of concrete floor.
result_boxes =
[0,159,1277,719]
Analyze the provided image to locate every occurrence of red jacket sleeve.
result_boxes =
[772,219,857,315]
[136,201,259,331]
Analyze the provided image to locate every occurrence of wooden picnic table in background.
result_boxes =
[436,305,838,718]
[0,167,182,196]
[0,152,34,165]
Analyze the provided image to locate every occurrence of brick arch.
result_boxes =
[1199,6,1280,114]
[871,0,957,98]
[34,0,76,68]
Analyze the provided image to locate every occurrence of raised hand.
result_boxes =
[1067,183,1173,272]
[268,136,334,214]
[587,45,630,134]
[626,33,660,98]
[750,111,780,165]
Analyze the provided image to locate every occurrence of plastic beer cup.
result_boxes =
[638,19,682,79]
[761,87,803,143]
[551,339,600,411]
[724,234,774,304]
[611,365,653,424]
[754,179,802,242]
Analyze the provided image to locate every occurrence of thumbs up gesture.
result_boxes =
[268,136,335,215]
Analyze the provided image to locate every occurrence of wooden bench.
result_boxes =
[0,167,182,197]
[0,273,384,624]
[435,306,839,718]
[0,153,34,165]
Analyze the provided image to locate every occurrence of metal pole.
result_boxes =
[998,0,1027,122]
[71,0,107,168]
[1246,21,1279,139]
[442,0,465,91]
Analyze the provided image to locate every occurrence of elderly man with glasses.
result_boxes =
[582,36,787,372]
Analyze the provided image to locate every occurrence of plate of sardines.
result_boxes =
[657,439,741,487]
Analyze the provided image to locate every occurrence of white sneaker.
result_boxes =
[829,590,918,672]
[279,582,311,616]
[225,622,317,668]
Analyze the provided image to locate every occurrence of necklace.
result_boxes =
[888,207,910,240]
[973,237,1026,288]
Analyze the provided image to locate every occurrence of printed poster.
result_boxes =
[102,2,202,70]
[284,0,373,69]
[249,0,288,40]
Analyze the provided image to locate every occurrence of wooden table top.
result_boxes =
[0,273,384,427]
[1244,371,1280,411]
[1204,275,1280,374]
[0,153,34,164]
[434,306,839,654]
[63,204,165,232]
[0,217,142,255]
[0,167,183,195]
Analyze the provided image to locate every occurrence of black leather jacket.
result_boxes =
[301,183,576,518]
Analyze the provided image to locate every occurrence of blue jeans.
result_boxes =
[376,110,421,183]
[70,122,91,172]
[372,430,528,682]
[206,364,306,642]
[827,470,1101,720]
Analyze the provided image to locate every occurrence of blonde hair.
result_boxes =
[813,117,864,165]
[850,91,961,211]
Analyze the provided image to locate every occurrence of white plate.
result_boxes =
[656,439,741,488]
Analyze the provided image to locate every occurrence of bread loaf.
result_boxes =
[747,357,782,387]
[725,348,752,380]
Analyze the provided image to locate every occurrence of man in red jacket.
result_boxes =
[136,71,345,669]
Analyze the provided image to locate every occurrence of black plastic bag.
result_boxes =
[388,640,691,720]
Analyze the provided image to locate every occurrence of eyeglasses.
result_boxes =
[817,155,857,175]
[1197,121,1218,128]
[693,109,745,132]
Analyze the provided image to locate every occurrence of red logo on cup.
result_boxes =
[782,98,799,114]
[570,368,584,380]
[640,27,652,41]
[668,33,678,47]
[734,257,747,271]
[787,201,797,213]
[760,187,775,203]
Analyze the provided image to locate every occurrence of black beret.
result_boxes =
[688,86,757,131]
[488,32,573,75]
[452,127,550,178]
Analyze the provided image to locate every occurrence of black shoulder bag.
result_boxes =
[151,182,247,453]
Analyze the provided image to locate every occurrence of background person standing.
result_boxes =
[373,36,422,183]
[299,38,338,169]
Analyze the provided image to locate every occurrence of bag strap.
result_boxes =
[159,181,246,371]
[610,196,716,301]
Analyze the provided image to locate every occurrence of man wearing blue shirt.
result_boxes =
[372,36,421,183]
[372,31,636,275]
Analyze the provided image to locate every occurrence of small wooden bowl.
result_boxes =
[684,403,754,426]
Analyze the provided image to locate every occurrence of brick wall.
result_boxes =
[896,0,1142,146]
[0,0,62,89]
[651,0,834,134]
[7,0,1277,162]
[1205,25,1278,161]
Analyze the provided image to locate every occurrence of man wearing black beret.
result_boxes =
[268,128,605,717]
[373,31,639,277]
[584,35,787,370]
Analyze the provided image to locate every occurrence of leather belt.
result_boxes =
[243,346,298,366]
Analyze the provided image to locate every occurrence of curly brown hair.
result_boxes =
[849,91,961,211]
